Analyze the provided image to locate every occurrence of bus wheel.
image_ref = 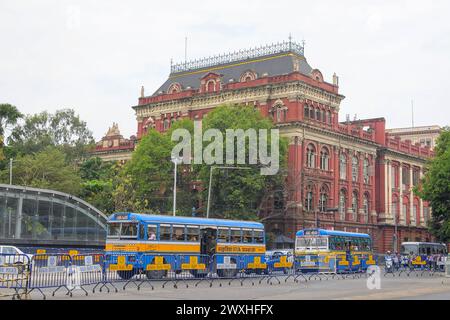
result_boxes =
[217,269,238,278]
[117,270,135,280]
[145,270,167,279]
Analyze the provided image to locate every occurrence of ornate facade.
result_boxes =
[90,123,136,163]
[132,40,435,253]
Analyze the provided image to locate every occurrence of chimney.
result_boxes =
[333,73,339,86]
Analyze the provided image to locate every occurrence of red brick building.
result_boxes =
[132,41,435,253]
[90,122,136,163]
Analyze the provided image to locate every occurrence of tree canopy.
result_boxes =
[415,127,450,242]
[0,146,82,195]
[198,104,288,220]
[7,109,94,162]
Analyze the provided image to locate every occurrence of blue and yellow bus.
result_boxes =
[295,229,376,273]
[401,242,447,268]
[105,212,266,279]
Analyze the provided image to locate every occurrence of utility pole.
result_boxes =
[171,156,182,216]
[9,158,13,185]
[206,166,251,219]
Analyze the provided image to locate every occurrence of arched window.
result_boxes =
[352,156,359,182]
[163,118,170,131]
[207,80,215,92]
[363,193,370,223]
[320,147,329,171]
[309,106,314,119]
[316,109,321,121]
[392,195,399,223]
[340,153,347,180]
[363,158,370,184]
[276,107,282,122]
[305,185,314,212]
[339,189,347,219]
[304,104,309,118]
[320,110,324,122]
[326,111,331,124]
[239,70,257,82]
[403,196,410,225]
[306,144,316,168]
[168,83,181,94]
[319,185,328,212]
[352,191,359,215]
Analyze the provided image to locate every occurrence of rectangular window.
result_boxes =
[120,223,137,238]
[230,228,242,243]
[402,167,409,186]
[107,223,121,238]
[147,225,157,241]
[217,228,229,243]
[186,225,200,242]
[159,224,171,241]
[254,230,264,244]
[242,229,253,243]
[413,170,420,186]
[172,225,186,241]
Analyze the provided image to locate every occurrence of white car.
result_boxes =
[0,245,34,266]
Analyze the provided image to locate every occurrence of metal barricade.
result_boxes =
[94,252,138,293]
[136,253,177,290]
[317,254,337,279]
[28,253,72,299]
[69,253,104,296]
[0,253,31,299]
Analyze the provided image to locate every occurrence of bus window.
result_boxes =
[121,223,137,238]
[217,228,229,243]
[186,226,200,242]
[230,228,241,243]
[172,225,186,241]
[254,230,264,244]
[160,225,171,241]
[107,223,121,238]
[242,229,252,243]
[147,225,157,241]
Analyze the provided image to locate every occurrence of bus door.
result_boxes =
[200,228,217,257]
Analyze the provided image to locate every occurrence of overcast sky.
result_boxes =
[1,0,449,140]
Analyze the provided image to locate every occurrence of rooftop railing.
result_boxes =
[170,40,304,74]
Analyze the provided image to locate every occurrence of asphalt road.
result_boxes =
[2,273,449,300]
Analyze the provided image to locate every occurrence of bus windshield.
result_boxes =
[107,222,138,239]
[296,236,328,250]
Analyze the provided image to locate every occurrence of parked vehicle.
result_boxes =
[384,254,394,273]
[0,245,33,273]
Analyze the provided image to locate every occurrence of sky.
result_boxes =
[1,0,449,140]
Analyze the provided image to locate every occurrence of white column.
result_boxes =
[399,164,404,224]
[15,197,23,239]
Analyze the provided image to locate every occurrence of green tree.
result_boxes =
[0,146,82,194]
[115,119,198,215]
[415,127,450,242]
[199,104,288,221]
[0,103,23,161]
[78,157,120,214]
[7,109,94,162]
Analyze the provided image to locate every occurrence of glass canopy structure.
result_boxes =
[0,184,107,246]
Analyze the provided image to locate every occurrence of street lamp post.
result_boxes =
[171,156,182,216]
[9,158,13,185]
[206,166,251,219]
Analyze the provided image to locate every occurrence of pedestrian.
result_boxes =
[393,252,400,270]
